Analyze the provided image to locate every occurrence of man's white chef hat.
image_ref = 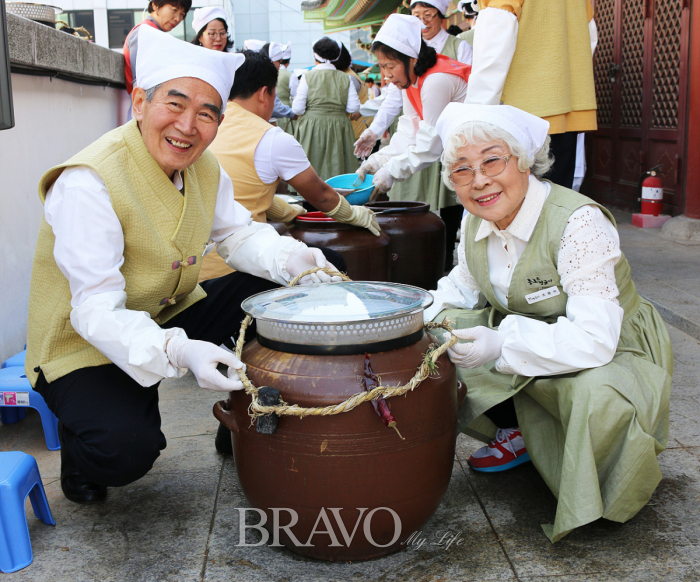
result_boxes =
[409,0,449,16]
[281,42,292,60]
[436,103,551,157]
[135,25,244,113]
[374,14,426,59]
[243,39,266,51]
[267,41,284,62]
[191,6,228,34]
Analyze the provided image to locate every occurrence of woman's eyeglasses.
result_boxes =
[207,31,228,39]
[413,11,439,23]
[449,156,512,186]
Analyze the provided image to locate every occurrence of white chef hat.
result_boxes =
[243,39,266,51]
[312,37,344,63]
[374,14,425,59]
[457,0,479,16]
[135,25,244,113]
[267,41,284,62]
[192,7,228,34]
[281,41,292,60]
[436,103,550,157]
[409,0,449,16]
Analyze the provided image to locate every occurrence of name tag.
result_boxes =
[525,286,560,305]
[2,392,30,406]
[202,242,216,257]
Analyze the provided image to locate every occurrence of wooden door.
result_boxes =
[585,0,690,214]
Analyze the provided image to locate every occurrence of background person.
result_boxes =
[122,0,192,94]
[292,37,360,181]
[191,7,233,52]
[427,102,672,543]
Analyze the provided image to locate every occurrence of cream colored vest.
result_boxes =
[26,119,220,385]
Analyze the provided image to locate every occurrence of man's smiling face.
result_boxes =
[132,78,223,178]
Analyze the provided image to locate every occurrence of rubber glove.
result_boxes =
[166,337,246,392]
[371,167,394,194]
[324,196,381,236]
[446,327,504,369]
[286,246,344,285]
[266,196,307,227]
[356,152,389,182]
[354,128,379,158]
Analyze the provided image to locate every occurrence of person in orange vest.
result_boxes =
[355,14,470,198]
[122,0,192,94]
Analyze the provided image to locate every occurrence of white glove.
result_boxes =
[286,246,344,285]
[446,327,504,369]
[354,128,379,159]
[324,196,381,236]
[372,167,394,194]
[356,152,389,182]
[166,337,246,392]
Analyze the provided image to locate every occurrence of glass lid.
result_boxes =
[242,281,433,323]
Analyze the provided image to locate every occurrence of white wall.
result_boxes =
[0,74,123,362]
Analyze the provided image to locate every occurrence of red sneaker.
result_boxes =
[468,428,530,472]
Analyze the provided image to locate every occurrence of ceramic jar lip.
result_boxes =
[366,201,431,215]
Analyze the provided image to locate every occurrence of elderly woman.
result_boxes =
[426,103,672,543]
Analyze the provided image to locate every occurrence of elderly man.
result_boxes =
[25,26,341,505]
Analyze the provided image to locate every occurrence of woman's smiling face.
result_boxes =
[450,140,531,230]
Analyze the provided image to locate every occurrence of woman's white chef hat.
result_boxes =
[436,103,551,157]
[243,39,266,51]
[191,7,228,34]
[281,42,292,60]
[374,14,425,59]
[135,25,243,113]
[410,0,449,15]
[267,41,285,62]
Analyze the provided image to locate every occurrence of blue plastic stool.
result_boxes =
[0,452,55,573]
[0,368,60,451]
[1,350,26,369]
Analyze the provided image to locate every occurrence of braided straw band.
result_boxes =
[234,267,458,419]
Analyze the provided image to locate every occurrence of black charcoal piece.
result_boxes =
[256,386,281,435]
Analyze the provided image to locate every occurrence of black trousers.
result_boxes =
[440,204,464,271]
[544,131,579,190]
[35,249,345,488]
[483,398,518,430]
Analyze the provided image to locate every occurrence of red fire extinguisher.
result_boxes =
[639,165,664,216]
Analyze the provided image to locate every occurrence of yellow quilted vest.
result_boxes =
[25,119,220,385]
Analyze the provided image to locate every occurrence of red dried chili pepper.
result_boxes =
[363,353,404,440]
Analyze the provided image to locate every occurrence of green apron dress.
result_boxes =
[276,67,294,135]
[388,35,464,211]
[293,69,358,182]
[430,184,673,543]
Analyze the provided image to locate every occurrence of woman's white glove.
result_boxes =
[446,327,504,369]
[286,246,344,285]
[354,129,379,158]
[356,152,389,182]
[372,167,394,194]
[166,336,245,392]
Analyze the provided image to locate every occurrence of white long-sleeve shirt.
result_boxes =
[425,177,625,378]
[44,165,305,387]
[380,72,468,181]
[291,63,360,116]
[367,29,472,137]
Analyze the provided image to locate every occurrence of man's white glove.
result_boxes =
[354,128,379,159]
[286,246,344,285]
[356,152,389,182]
[446,327,504,369]
[324,195,381,236]
[372,167,394,194]
[166,337,245,392]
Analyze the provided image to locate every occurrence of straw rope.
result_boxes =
[234,268,457,419]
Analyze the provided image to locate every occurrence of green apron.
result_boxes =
[457,28,475,45]
[276,68,294,135]
[388,35,463,211]
[430,184,673,543]
[293,69,358,181]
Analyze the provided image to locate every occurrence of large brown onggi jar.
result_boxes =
[213,282,462,562]
[288,212,391,281]
[366,201,446,291]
